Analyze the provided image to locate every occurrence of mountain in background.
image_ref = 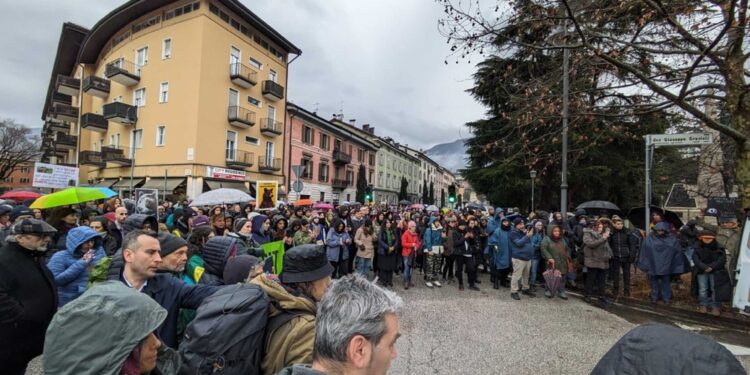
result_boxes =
[425,139,468,173]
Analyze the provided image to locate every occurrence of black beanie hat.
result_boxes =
[223,255,260,284]
[157,232,188,257]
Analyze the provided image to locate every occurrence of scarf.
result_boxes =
[385,229,394,245]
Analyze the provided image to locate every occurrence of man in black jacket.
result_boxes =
[116,230,220,348]
[0,219,59,375]
[608,216,638,297]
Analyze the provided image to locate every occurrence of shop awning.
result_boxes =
[205,180,247,192]
[93,179,117,188]
[112,178,144,190]
[141,177,185,192]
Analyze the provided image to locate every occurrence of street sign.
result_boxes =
[292,180,304,193]
[648,133,713,148]
[291,165,306,178]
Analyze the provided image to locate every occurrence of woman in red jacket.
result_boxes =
[401,220,421,290]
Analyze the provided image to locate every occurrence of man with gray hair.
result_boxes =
[277,273,403,375]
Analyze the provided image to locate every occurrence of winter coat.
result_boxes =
[486,226,511,270]
[0,241,58,367]
[583,228,612,269]
[541,236,571,275]
[377,228,400,271]
[487,212,504,236]
[449,228,469,256]
[326,221,351,262]
[108,221,125,250]
[43,281,181,375]
[354,227,375,259]
[47,226,107,306]
[123,213,159,233]
[531,232,543,260]
[690,241,733,302]
[637,223,688,276]
[251,214,272,244]
[422,217,444,252]
[112,272,220,348]
[227,231,263,256]
[509,229,533,261]
[609,228,638,260]
[401,229,421,257]
[250,274,316,375]
[717,226,741,273]
[293,230,314,246]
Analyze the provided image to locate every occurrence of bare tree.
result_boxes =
[0,119,41,181]
[438,0,749,205]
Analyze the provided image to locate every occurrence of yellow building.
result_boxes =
[41,0,301,199]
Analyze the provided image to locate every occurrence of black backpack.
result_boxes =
[179,284,269,374]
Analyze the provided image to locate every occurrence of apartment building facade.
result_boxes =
[0,163,35,192]
[41,0,300,199]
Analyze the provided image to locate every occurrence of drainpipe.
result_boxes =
[282,53,301,199]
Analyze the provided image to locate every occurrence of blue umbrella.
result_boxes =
[93,187,118,198]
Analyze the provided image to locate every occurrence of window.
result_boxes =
[135,47,148,75]
[320,192,325,202]
[134,88,146,107]
[162,38,172,59]
[159,82,169,103]
[20,167,29,173]
[369,170,373,184]
[301,158,313,179]
[369,153,375,166]
[247,96,261,107]
[130,129,142,158]
[319,163,329,182]
[110,133,120,148]
[320,134,329,150]
[20,178,30,184]
[226,131,237,160]
[230,46,241,75]
[245,136,259,145]
[302,126,313,144]
[358,149,364,162]
[346,170,354,184]
[249,57,263,70]
[269,69,277,82]
[334,139,342,151]
[228,88,239,106]
[265,142,274,165]
[156,126,166,146]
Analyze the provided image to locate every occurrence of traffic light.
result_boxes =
[365,185,373,202]
[448,184,456,204]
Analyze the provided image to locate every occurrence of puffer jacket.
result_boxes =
[609,228,637,260]
[47,226,106,306]
[422,217,444,251]
[250,274,316,375]
[400,229,421,257]
[325,220,351,262]
[509,229,533,261]
[199,236,240,285]
[583,228,612,269]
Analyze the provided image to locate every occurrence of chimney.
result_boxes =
[368,126,375,135]
[362,124,370,132]
[349,119,356,125]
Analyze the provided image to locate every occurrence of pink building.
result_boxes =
[285,103,378,204]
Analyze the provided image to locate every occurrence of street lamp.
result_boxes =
[530,170,537,213]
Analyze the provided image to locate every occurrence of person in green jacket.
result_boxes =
[540,225,573,300]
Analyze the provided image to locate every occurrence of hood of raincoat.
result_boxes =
[65,226,102,255]
[638,225,687,276]
[43,281,168,375]
[202,236,240,276]
[591,324,744,374]
[123,213,158,233]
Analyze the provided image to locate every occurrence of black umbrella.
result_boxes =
[466,202,486,211]
[576,200,620,212]
[626,206,684,231]
[399,200,411,205]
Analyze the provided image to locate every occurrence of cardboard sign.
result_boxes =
[135,188,159,218]
[256,181,278,210]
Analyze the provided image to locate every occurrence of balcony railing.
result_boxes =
[228,106,256,128]
[226,149,255,169]
[262,80,284,102]
[46,120,70,133]
[81,113,108,132]
[80,151,105,167]
[332,149,351,165]
[51,92,72,106]
[55,75,80,97]
[49,103,79,123]
[103,102,137,125]
[105,59,140,86]
[332,178,351,189]
[260,118,282,137]
[229,63,258,88]
[258,156,282,172]
[56,133,78,150]
[101,145,132,166]
[82,76,110,98]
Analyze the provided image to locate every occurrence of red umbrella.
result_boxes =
[294,198,314,207]
[0,191,42,201]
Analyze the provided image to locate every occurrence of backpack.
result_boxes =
[179,283,270,374]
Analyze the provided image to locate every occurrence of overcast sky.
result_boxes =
[0,0,486,150]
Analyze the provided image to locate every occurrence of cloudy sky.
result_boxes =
[0,0,486,150]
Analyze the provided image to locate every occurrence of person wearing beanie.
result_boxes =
[691,228,731,316]
[250,244,333,374]
[194,236,241,285]
[192,214,210,229]
[223,255,262,284]
[227,217,264,257]
[157,233,188,276]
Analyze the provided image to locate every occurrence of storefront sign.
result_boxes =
[206,166,245,181]
[32,162,79,189]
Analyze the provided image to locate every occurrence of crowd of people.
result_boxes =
[0,194,744,374]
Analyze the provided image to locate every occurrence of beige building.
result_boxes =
[41,0,300,199]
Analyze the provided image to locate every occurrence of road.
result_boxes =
[26,272,750,374]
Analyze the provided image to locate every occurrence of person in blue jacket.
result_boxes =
[47,226,107,306]
[509,217,536,300]
[486,217,512,289]
[326,219,352,278]
[529,220,546,290]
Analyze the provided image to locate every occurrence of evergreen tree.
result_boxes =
[355,164,367,204]
[440,189,446,207]
[422,180,429,203]
[429,182,435,205]
[398,177,408,201]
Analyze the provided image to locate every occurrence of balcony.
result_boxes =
[260,118,283,137]
[56,133,78,150]
[48,103,79,123]
[81,113,108,132]
[46,120,70,133]
[228,106,256,128]
[101,145,132,166]
[226,149,255,169]
[262,80,284,102]
[332,178,351,189]
[55,75,80,97]
[332,150,351,165]
[80,151,105,167]
[258,156,281,173]
[229,63,258,88]
[51,92,72,106]
[103,102,137,125]
[105,59,140,86]
[82,76,110,98]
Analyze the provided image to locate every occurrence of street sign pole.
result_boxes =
[645,135,652,236]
